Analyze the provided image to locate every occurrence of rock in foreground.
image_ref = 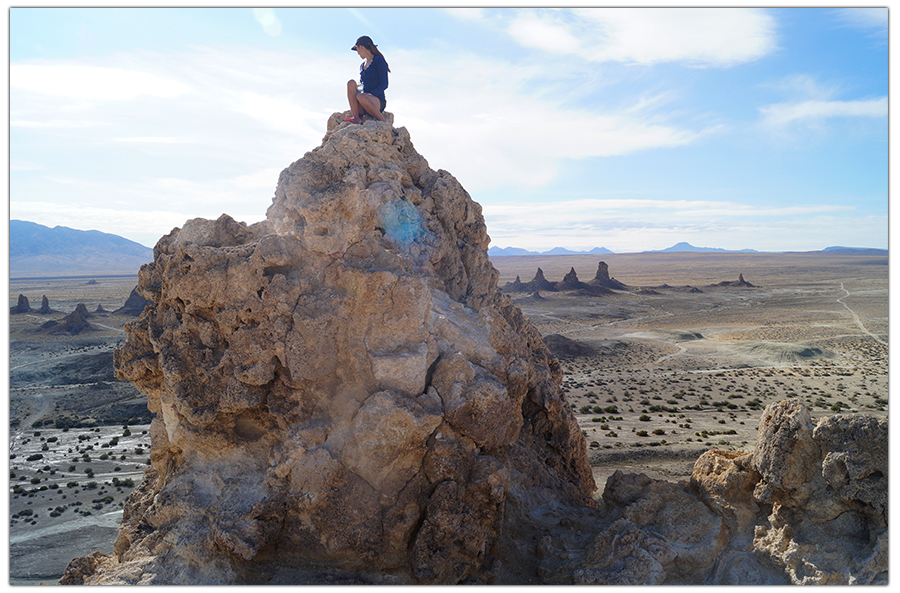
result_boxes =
[63,114,593,584]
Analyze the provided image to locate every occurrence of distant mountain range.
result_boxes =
[489,241,886,256]
[489,246,614,256]
[10,220,154,277]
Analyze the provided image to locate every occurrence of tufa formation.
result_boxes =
[61,115,887,586]
[66,113,593,584]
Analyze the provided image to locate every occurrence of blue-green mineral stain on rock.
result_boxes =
[379,199,425,245]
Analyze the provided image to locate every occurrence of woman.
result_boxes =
[345,35,390,124]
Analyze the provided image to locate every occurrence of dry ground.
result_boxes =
[8,274,150,584]
[491,252,888,488]
[6,254,889,582]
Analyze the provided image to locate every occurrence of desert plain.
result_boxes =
[7,251,889,584]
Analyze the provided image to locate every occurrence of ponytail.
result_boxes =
[371,46,391,72]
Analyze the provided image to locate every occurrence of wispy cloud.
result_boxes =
[482,198,882,253]
[759,97,887,128]
[506,8,778,67]
[391,49,719,191]
[830,8,887,36]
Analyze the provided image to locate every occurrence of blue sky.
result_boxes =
[8,7,889,252]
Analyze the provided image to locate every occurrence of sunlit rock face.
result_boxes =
[62,114,594,585]
[535,399,887,586]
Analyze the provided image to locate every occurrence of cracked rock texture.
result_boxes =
[60,114,594,585]
[534,399,887,585]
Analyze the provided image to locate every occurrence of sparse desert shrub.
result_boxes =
[26,453,43,462]
[652,429,666,436]
[636,430,649,437]
[638,415,651,422]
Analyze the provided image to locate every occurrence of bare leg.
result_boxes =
[357,93,385,122]
[346,80,361,118]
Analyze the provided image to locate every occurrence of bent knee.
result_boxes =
[347,79,358,89]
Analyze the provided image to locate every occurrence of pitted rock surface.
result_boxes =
[64,115,593,585]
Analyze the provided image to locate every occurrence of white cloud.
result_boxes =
[759,98,887,128]
[389,50,718,191]
[10,63,190,101]
[507,8,777,67]
[508,15,582,54]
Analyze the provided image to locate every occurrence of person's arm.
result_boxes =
[369,55,389,96]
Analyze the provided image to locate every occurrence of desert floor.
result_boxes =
[7,252,889,583]
[9,274,151,584]
[490,252,888,488]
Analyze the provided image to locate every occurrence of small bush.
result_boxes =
[636,430,649,437]
[638,415,651,422]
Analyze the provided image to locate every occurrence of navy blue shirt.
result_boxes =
[360,54,389,100]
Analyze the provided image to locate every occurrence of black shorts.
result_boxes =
[377,95,386,112]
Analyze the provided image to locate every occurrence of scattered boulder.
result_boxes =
[10,294,32,314]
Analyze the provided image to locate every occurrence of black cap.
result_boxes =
[352,35,375,51]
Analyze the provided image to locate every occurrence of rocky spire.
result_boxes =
[76,114,594,585]
[10,294,31,314]
[588,261,627,290]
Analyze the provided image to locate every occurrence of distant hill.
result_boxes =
[489,245,614,256]
[488,241,885,257]
[10,220,153,277]
[819,246,888,256]
[648,242,759,254]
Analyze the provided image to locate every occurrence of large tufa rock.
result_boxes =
[587,261,627,290]
[504,263,619,295]
[69,115,594,585]
[10,294,32,314]
[44,303,94,335]
[114,287,154,316]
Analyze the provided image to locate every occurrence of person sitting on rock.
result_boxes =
[345,35,389,124]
